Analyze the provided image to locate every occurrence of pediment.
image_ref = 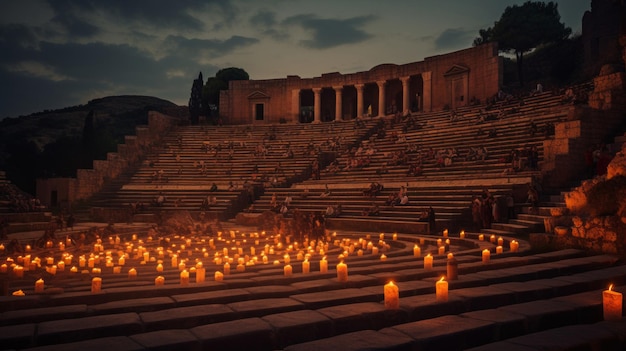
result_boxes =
[444,64,470,77]
[248,90,271,99]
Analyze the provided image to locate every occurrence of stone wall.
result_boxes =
[542,71,626,189]
[581,0,625,78]
[36,111,182,208]
[221,43,501,125]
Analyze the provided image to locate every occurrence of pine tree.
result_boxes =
[189,72,203,125]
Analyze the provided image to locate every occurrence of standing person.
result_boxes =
[505,193,515,221]
[471,196,482,231]
[428,206,436,234]
[66,213,75,231]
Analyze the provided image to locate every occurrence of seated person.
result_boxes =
[362,202,380,216]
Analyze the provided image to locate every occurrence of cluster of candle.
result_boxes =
[1,227,356,295]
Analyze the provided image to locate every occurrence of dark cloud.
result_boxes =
[434,27,475,50]
[164,35,259,58]
[0,38,212,118]
[44,0,238,32]
[50,13,100,39]
[282,14,376,49]
[0,23,39,50]
[249,9,289,41]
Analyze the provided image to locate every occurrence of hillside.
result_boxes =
[0,95,181,150]
[0,95,185,194]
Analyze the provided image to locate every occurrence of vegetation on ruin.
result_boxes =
[474,1,572,87]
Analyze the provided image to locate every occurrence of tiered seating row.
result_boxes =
[1,248,623,350]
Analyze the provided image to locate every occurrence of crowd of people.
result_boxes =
[0,184,45,213]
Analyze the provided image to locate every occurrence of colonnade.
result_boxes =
[296,72,432,123]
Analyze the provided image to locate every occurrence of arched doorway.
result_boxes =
[342,86,357,120]
[299,90,314,123]
[321,88,335,122]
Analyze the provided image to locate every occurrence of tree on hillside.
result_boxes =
[202,67,249,123]
[189,72,204,125]
[474,1,571,87]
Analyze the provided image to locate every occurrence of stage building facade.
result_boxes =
[219,42,502,124]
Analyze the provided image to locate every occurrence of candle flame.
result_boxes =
[439,277,445,282]
[609,284,614,291]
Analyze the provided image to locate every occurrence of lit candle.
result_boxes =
[490,235,496,243]
[337,261,348,282]
[384,281,400,309]
[214,271,224,281]
[496,246,503,254]
[283,254,290,265]
[284,264,293,277]
[413,244,421,257]
[57,261,65,271]
[497,237,504,246]
[70,266,78,273]
[128,268,137,279]
[156,263,163,272]
[223,262,230,275]
[392,233,398,241]
[436,277,448,302]
[380,254,387,261]
[438,246,445,255]
[79,256,86,268]
[155,276,165,286]
[35,278,44,293]
[604,285,623,321]
[482,249,490,264]
[460,230,465,239]
[196,263,205,283]
[0,264,6,273]
[178,262,186,271]
[424,254,433,270]
[171,254,178,268]
[91,277,102,294]
[88,257,95,268]
[113,266,121,274]
[302,259,310,274]
[320,257,328,273]
[13,265,24,278]
[478,234,484,241]
[372,246,379,255]
[180,270,189,286]
[510,240,519,252]
[443,229,448,237]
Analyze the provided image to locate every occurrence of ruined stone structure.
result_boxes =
[36,111,181,208]
[582,0,626,78]
[219,43,501,125]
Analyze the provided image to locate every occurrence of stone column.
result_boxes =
[377,80,386,117]
[422,71,432,112]
[313,88,322,123]
[355,84,364,118]
[401,76,410,114]
[333,86,343,121]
